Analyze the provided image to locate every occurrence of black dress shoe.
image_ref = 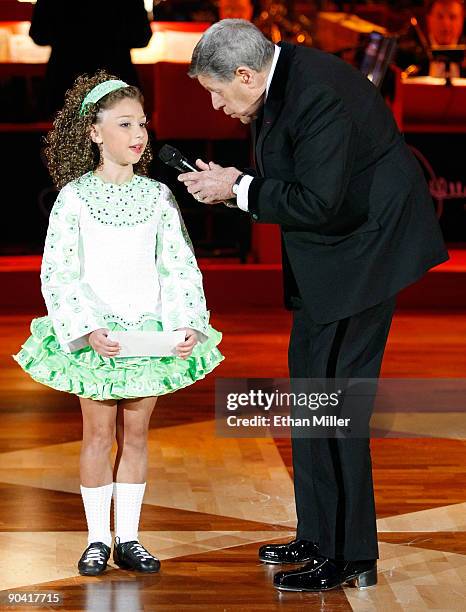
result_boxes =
[258,538,320,564]
[273,557,377,592]
[78,541,111,576]
[113,537,160,573]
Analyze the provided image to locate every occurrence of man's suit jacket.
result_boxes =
[248,42,449,324]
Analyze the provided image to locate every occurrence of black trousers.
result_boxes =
[288,296,397,561]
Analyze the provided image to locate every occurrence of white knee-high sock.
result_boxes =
[80,483,113,548]
[113,482,146,544]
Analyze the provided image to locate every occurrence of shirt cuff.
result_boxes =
[236,175,254,212]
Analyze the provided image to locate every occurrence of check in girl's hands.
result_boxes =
[89,328,120,357]
[176,328,198,359]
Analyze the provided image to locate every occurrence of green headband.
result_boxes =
[79,79,130,116]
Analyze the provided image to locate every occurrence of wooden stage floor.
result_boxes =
[0,307,465,610]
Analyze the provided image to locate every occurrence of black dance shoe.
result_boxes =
[273,557,377,592]
[113,537,160,573]
[78,541,111,576]
[258,538,320,564]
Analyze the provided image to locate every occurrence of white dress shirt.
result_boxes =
[236,44,281,212]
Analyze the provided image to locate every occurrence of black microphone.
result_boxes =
[158,144,198,173]
[158,144,238,208]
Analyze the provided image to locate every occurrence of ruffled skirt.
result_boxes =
[12,316,224,401]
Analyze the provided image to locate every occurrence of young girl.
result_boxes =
[12,70,224,576]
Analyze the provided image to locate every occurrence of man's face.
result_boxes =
[427,1,464,45]
[198,71,265,124]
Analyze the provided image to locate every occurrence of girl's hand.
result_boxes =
[88,328,120,357]
[175,328,198,359]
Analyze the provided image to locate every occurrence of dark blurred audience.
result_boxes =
[397,0,466,77]
[153,0,219,22]
[427,0,465,44]
[30,0,152,116]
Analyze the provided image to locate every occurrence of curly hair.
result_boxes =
[44,69,153,189]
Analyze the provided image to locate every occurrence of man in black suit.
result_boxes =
[179,19,448,592]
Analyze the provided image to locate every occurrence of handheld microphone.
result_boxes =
[158,145,238,208]
[158,144,198,173]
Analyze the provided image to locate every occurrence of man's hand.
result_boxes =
[178,159,242,204]
[175,328,198,359]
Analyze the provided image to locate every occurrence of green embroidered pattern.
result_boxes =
[39,176,212,352]
[74,171,159,227]
[40,184,106,348]
[155,187,209,335]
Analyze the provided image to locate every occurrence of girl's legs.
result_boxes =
[113,397,157,545]
[113,396,157,483]
[79,397,117,549]
[80,398,118,486]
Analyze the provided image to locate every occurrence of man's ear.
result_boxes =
[235,66,255,85]
[89,124,103,144]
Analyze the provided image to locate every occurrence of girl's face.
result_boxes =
[90,97,148,167]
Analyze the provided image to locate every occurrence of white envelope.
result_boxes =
[106,330,186,357]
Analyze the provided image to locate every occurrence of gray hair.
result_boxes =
[188,19,275,82]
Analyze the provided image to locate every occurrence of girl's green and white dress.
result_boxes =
[12,172,224,400]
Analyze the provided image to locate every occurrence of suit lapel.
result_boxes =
[251,105,262,169]
[255,42,295,175]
